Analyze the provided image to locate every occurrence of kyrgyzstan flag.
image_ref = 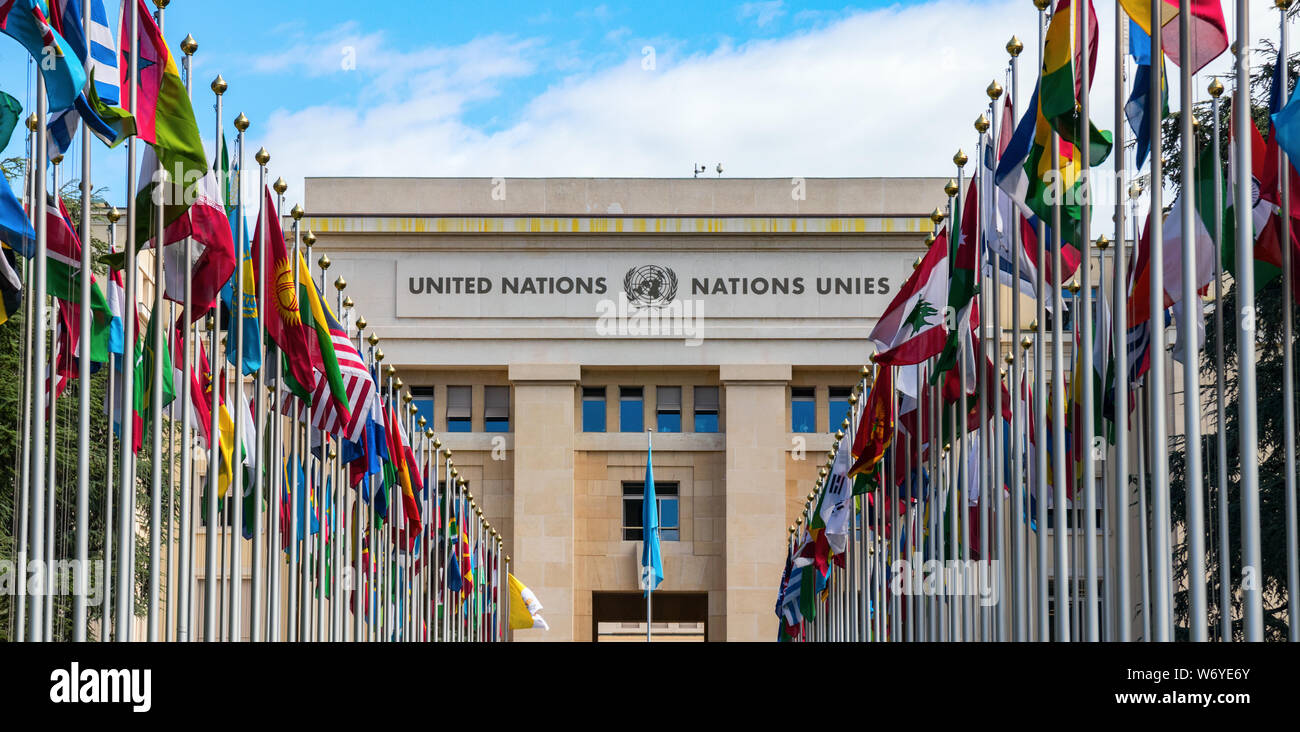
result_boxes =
[251,185,317,400]
[869,231,949,366]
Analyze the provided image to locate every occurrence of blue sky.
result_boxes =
[0,0,1275,210]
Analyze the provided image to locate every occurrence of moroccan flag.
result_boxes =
[1118,0,1228,73]
[848,364,894,478]
[869,231,949,365]
[120,0,207,245]
[251,185,316,400]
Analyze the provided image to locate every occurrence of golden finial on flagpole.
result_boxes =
[255,147,270,166]
[334,276,346,292]
[290,204,304,221]
[930,207,945,225]
[1096,235,1110,250]
[211,75,227,96]
[234,113,250,132]
[181,34,198,56]
[1021,336,1033,350]
[1208,78,1225,98]
[954,149,968,168]
[342,296,353,308]
[25,114,37,131]
[107,207,121,223]
[274,177,288,195]
[1007,36,1023,58]
[975,114,990,134]
[303,232,316,248]
[987,80,1003,101]
[1034,0,1050,10]
[945,179,959,198]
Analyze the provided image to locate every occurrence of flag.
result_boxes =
[933,175,979,379]
[819,435,853,555]
[1118,0,1228,73]
[49,0,117,104]
[1124,21,1167,169]
[1224,101,1283,290]
[1161,142,1219,311]
[641,433,663,593]
[0,90,20,148]
[121,0,206,245]
[507,573,549,631]
[21,200,114,362]
[848,364,893,478]
[251,185,316,399]
[148,163,236,323]
[1039,0,1112,165]
[870,231,949,365]
[282,249,352,429]
[131,310,176,452]
[220,208,262,374]
[0,247,21,325]
[776,545,803,632]
[1,0,87,113]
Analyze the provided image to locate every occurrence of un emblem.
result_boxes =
[623,265,678,308]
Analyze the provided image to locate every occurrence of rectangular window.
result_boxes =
[656,386,681,433]
[791,387,816,433]
[446,386,472,433]
[622,481,680,541]
[411,387,434,430]
[620,386,644,433]
[693,386,719,433]
[582,387,607,433]
[484,386,510,432]
[829,387,853,433]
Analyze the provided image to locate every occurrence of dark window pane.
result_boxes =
[792,400,816,433]
[657,411,681,433]
[829,387,852,433]
[583,398,606,432]
[620,397,644,432]
[694,412,718,433]
[485,417,509,432]
[447,417,471,433]
[660,497,679,529]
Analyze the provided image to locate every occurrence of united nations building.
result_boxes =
[302,177,944,641]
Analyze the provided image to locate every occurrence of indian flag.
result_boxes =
[869,230,949,366]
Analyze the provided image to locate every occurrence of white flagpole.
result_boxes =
[115,0,140,642]
[73,0,94,642]
[1209,76,1231,641]
[1278,1,1300,643]
[1113,4,1133,643]
[1233,0,1265,641]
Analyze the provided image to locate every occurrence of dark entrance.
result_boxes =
[591,591,708,642]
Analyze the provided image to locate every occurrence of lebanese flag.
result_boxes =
[870,231,949,365]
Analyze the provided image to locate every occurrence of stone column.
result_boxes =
[720,363,792,642]
[509,363,580,641]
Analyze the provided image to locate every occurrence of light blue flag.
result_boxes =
[0,0,88,114]
[220,207,262,374]
[1273,90,1300,168]
[641,431,663,594]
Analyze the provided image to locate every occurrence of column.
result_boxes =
[721,364,792,642]
[509,363,579,641]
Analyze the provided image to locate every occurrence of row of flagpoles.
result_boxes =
[2,0,549,642]
[776,0,1297,642]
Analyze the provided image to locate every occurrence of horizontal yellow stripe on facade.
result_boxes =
[300,215,936,236]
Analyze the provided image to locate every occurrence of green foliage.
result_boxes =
[1165,47,1294,641]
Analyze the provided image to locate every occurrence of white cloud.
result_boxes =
[738,1,787,28]
[244,0,1279,213]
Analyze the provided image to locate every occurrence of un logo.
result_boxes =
[624,265,678,308]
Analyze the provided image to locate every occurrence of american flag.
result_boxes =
[283,303,377,443]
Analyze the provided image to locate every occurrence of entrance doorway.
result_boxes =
[591,591,708,642]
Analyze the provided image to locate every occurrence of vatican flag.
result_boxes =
[508,573,550,631]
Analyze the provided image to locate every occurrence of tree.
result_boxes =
[1166,47,1295,641]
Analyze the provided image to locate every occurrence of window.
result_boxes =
[411,387,434,430]
[620,386,643,433]
[656,386,681,433]
[792,387,816,433]
[446,386,471,433]
[622,481,680,541]
[693,386,718,433]
[484,386,509,432]
[582,387,607,432]
[829,387,852,432]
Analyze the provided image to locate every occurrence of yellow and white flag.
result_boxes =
[508,573,549,631]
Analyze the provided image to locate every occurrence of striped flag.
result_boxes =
[49,0,118,105]
[1118,0,1227,73]
[869,231,949,366]
[283,297,376,443]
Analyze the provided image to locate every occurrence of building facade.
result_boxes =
[301,177,944,641]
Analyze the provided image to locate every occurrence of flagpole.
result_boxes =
[1111,4,1133,643]
[988,75,1010,642]
[1279,0,1300,643]
[172,32,197,644]
[46,156,61,642]
[14,120,36,642]
[114,0,141,641]
[1071,0,1095,643]
[1206,78,1231,642]
[1229,0,1265,642]
[103,208,121,641]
